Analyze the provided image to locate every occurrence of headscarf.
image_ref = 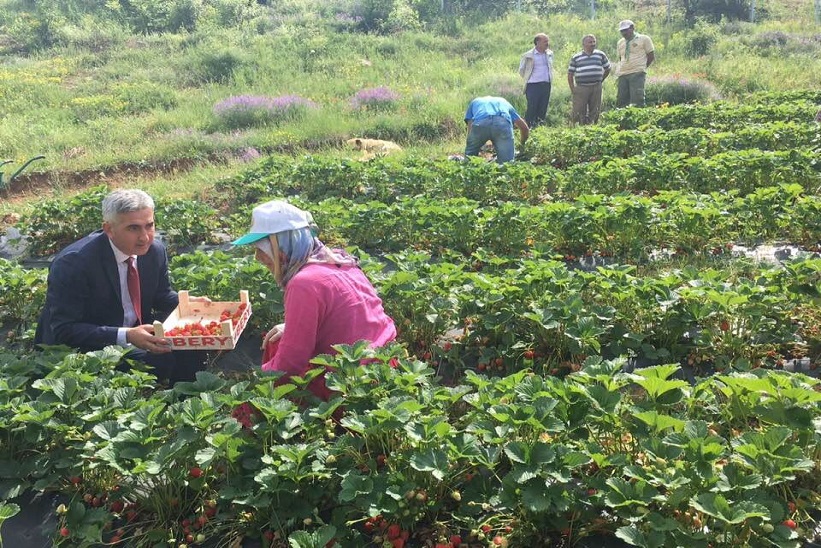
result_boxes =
[256,227,359,287]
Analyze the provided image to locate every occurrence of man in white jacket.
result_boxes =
[519,33,554,128]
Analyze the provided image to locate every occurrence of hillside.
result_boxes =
[0,0,819,213]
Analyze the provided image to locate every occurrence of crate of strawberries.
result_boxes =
[152,290,252,350]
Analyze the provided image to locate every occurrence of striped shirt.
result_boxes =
[568,49,611,85]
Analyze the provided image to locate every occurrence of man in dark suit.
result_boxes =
[35,189,205,383]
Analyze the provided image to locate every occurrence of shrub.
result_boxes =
[212,94,317,131]
[645,75,722,106]
[4,9,63,52]
[54,15,125,51]
[350,86,400,112]
[668,21,720,57]
[184,48,247,85]
[121,0,201,33]
[384,0,423,33]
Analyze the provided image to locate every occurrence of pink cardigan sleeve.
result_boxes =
[262,276,323,376]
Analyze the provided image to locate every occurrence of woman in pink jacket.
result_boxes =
[233,200,397,399]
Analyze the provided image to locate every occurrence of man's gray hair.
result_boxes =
[102,189,155,223]
[583,34,596,43]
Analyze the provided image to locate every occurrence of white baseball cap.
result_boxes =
[232,200,313,245]
[619,20,635,31]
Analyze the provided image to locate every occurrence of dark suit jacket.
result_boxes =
[35,230,178,352]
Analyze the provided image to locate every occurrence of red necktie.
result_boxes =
[126,257,142,325]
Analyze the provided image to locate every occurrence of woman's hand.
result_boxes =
[261,323,285,349]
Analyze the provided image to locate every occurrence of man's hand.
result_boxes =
[261,323,285,350]
[188,295,212,303]
[127,325,172,353]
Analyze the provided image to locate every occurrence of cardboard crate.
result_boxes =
[153,290,252,350]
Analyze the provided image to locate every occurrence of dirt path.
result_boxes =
[1,157,203,206]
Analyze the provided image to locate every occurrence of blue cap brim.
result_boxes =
[232,233,268,246]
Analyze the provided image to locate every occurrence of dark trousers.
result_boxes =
[122,348,208,384]
[525,81,551,128]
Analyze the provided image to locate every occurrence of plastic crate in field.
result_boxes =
[153,290,252,350]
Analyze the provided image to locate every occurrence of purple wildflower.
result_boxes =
[239,147,262,162]
[213,94,318,129]
[350,86,400,111]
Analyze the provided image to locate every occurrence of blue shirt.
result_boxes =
[464,97,522,125]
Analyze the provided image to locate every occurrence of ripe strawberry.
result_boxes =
[523,350,535,359]
[69,476,82,485]
[450,534,462,546]
[787,501,797,513]
[387,523,402,540]
[60,527,70,537]
[719,320,730,332]
[480,524,492,534]
[782,519,797,529]
[189,467,203,478]
[109,500,124,513]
